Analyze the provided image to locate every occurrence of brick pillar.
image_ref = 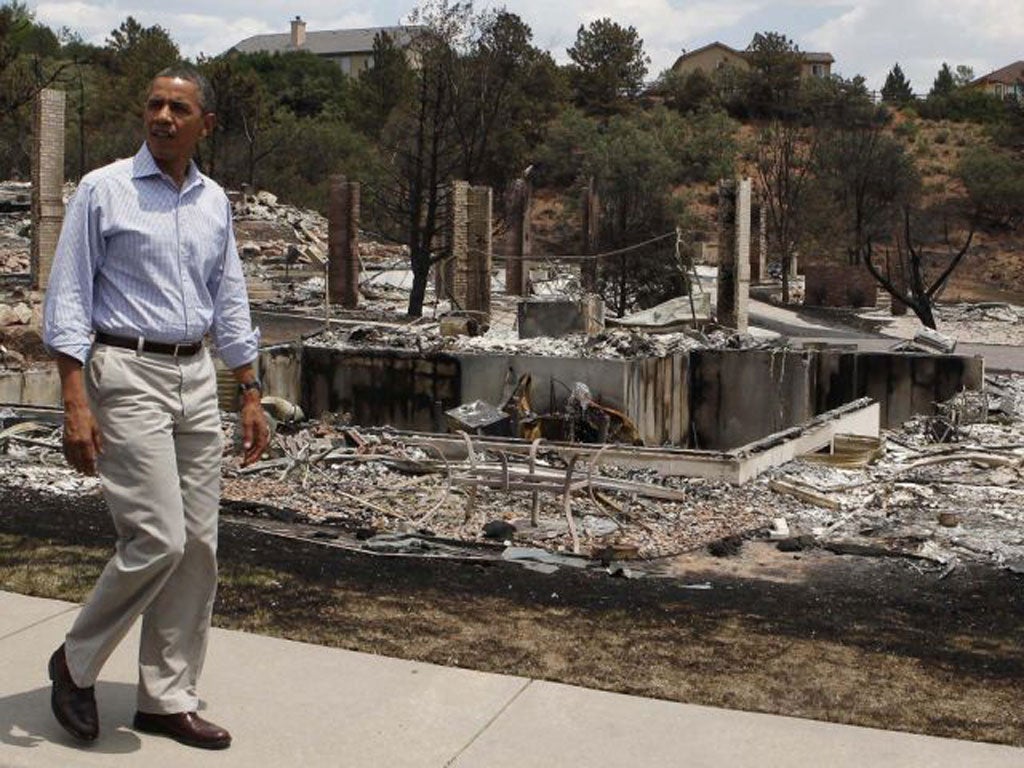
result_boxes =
[716,178,751,332]
[439,180,470,308]
[327,175,360,308]
[505,178,531,296]
[580,178,599,293]
[466,185,492,321]
[31,88,66,290]
[735,178,751,331]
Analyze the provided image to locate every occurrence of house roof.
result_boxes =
[671,41,834,70]
[971,60,1024,86]
[671,41,745,70]
[230,25,421,57]
[802,52,835,64]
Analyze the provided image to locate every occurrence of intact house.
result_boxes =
[969,61,1024,100]
[229,16,421,76]
[671,41,834,80]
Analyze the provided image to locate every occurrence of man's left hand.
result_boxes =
[239,395,270,466]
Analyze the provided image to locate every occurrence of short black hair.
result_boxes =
[152,65,216,113]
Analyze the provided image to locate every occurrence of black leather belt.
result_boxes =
[95,332,203,357]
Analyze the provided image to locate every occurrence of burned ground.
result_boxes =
[2,482,1021,747]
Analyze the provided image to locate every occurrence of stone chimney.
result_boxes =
[290,16,306,48]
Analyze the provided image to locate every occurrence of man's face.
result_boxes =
[143,77,214,168]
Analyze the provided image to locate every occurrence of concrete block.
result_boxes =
[440,316,481,337]
[445,400,510,436]
[517,296,604,339]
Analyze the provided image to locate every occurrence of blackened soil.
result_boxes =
[3,482,1023,744]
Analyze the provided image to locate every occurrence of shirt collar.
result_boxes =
[132,143,205,193]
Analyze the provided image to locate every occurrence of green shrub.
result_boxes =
[958,146,1024,228]
[894,119,919,141]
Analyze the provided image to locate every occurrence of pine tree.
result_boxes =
[880,63,914,105]
[930,62,955,98]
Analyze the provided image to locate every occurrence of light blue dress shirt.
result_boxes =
[43,143,260,369]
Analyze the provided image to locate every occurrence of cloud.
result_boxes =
[27,0,1024,91]
[805,0,1024,90]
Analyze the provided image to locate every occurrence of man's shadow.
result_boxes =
[0,681,142,754]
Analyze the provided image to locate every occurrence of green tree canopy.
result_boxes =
[351,31,415,137]
[240,50,352,119]
[566,18,649,115]
[958,145,1024,229]
[880,63,914,105]
[929,62,955,98]
[0,1,75,175]
[743,31,803,118]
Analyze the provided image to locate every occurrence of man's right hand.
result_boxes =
[62,402,103,476]
[56,354,103,476]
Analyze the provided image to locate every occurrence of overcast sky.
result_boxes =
[27,0,1023,93]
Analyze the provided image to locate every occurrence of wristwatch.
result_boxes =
[238,379,262,395]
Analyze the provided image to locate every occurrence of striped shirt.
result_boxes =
[43,143,260,369]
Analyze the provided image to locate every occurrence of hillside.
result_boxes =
[526,112,1024,306]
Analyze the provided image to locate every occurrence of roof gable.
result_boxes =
[972,60,1024,86]
[671,41,834,71]
[671,42,745,70]
[230,25,420,57]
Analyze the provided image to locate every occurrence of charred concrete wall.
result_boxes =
[259,344,303,403]
[0,366,62,406]
[517,297,604,339]
[300,346,461,432]
[690,348,985,449]
[457,353,625,414]
[812,351,984,427]
[690,350,814,449]
[264,344,982,450]
[625,354,690,446]
[459,352,689,447]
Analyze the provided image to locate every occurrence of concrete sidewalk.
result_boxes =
[1,591,1020,768]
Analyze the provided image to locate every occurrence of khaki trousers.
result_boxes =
[64,344,223,714]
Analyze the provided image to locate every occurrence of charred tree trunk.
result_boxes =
[862,208,974,330]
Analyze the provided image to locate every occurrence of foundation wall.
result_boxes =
[1,345,983,452]
[300,346,461,433]
[625,354,690,447]
[258,344,303,404]
[457,353,627,416]
[0,366,62,406]
[280,345,984,449]
[690,350,814,449]
[819,351,985,427]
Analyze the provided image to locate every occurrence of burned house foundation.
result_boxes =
[252,340,982,457]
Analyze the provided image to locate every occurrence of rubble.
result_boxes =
[3,177,1024,577]
[305,323,759,360]
[860,301,1024,346]
[3,373,1022,575]
[0,182,31,212]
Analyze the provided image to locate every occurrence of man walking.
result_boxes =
[42,65,269,750]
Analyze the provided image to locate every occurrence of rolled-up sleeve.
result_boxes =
[42,183,102,364]
[209,197,260,370]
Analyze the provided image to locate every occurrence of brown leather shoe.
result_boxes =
[132,711,232,750]
[48,644,98,742]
